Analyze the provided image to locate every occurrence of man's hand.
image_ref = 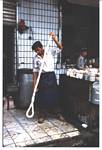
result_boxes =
[50,32,58,41]
[50,32,63,49]
[50,32,56,36]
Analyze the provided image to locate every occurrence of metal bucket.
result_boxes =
[17,69,33,109]
[91,81,99,105]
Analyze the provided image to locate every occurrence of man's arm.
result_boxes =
[50,32,63,49]
[32,72,38,91]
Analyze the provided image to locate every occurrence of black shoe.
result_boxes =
[37,111,46,124]
[57,113,65,122]
[38,117,45,124]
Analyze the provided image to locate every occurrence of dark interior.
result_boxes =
[62,2,99,63]
[3,25,15,95]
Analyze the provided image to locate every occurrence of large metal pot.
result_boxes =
[91,81,99,105]
[16,69,33,109]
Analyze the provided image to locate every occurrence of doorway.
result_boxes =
[3,25,15,96]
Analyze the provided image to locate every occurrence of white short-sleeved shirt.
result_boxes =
[77,55,87,69]
[33,47,61,73]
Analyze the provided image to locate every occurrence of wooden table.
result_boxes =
[59,74,99,128]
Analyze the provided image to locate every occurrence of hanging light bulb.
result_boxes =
[29,26,32,40]
[29,26,34,40]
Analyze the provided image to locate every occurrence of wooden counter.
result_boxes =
[59,74,99,128]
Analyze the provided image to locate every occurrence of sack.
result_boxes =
[91,81,99,105]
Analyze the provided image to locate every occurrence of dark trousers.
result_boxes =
[35,72,59,111]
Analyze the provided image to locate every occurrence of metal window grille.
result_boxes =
[15,0,62,84]
[3,0,16,26]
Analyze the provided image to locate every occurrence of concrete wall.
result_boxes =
[66,0,99,7]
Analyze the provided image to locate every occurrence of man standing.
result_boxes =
[32,32,64,123]
[76,48,88,69]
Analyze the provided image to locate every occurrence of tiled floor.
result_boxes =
[3,101,80,147]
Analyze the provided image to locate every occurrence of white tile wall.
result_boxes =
[15,0,62,83]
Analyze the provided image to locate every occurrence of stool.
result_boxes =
[6,96,14,110]
[6,83,18,110]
